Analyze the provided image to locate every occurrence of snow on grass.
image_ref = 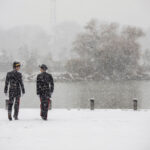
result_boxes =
[0,109,150,150]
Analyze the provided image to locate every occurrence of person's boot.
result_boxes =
[42,116,47,120]
[41,112,47,120]
[43,117,47,120]
[13,111,18,120]
[43,111,47,120]
[13,115,18,120]
[8,113,12,121]
[41,115,47,120]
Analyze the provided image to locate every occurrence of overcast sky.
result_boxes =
[0,0,149,30]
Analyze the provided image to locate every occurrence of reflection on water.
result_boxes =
[0,80,150,109]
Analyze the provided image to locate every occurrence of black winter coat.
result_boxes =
[36,72,54,98]
[4,70,25,97]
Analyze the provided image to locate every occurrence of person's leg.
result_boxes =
[8,96,14,120]
[40,96,46,118]
[43,101,49,120]
[48,98,52,110]
[40,96,49,120]
[40,97,43,117]
[14,96,20,120]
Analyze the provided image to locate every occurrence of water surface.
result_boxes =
[0,80,150,109]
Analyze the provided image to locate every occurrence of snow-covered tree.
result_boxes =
[66,20,145,80]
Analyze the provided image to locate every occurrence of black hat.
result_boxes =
[39,64,48,71]
[13,61,21,68]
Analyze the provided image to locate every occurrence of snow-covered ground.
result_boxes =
[0,109,150,150]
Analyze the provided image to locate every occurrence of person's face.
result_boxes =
[16,66,20,71]
[40,68,44,72]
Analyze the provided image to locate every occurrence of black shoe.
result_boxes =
[43,118,47,120]
[13,115,18,120]
[43,117,47,120]
[8,114,12,121]
[41,116,47,120]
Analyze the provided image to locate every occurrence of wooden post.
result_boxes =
[5,99,9,110]
[90,98,95,110]
[133,99,138,110]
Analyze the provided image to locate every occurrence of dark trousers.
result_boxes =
[40,96,50,119]
[8,96,20,117]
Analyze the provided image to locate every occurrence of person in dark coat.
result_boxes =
[36,64,54,120]
[4,61,25,121]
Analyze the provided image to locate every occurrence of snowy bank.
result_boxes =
[0,109,150,150]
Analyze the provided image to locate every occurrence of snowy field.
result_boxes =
[0,109,150,150]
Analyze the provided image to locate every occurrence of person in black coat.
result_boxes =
[36,64,54,120]
[4,61,25,121]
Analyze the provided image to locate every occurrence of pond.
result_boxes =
[0,80,150,109]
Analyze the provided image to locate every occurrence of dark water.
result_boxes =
[0,80,150,109]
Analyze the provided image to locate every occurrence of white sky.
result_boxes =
[0,0,149,30]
